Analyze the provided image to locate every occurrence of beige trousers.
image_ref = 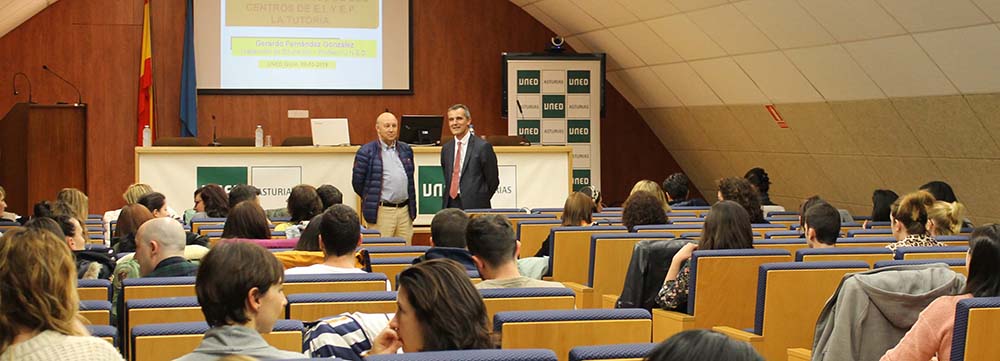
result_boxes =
[370,205,413,244]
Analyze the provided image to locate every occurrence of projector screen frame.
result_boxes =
[197,0,414,96]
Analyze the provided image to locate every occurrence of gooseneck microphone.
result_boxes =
[41,65,84,106]
[12,72,34,104]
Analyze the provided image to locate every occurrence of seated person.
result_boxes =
[0,185,22,224]
[367,259,493,355]
[111,204,155,252]
[744,167,776,206]
[59,215,116,279]
[927,200,966,237]
[139,192,209,247]
[467,214,564,289]
[186,184,229,225]
[662,173,709,207]
[228,184,261,210]
[535,192,595,257]
[718,177,767,224]
[274,184,322,234]
[285,205,364,275]
[632,180,671,213]
[317,184,343,210]
[887,191,945,252]
[134,218,199,278]
[645,329,763,361]
[623,191,668,232]
[578,185,604,213]
[658,201,754,310]
[0,228,122,360]
[803,201,840,249]
[178,242,304,360]
[413,208,476,271]
[881,224,1000,361]
[221,201,271,240]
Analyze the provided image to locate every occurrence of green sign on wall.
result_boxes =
[573,169,591,192]
[517,70,540,93]
[196,167,248,192]
[567,70,590,93]
[567,119,590,143]
[417,165,445,215]
[517,119,541,143]
[542,95,565,118]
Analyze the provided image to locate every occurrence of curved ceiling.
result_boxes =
[511,0,1000,107]
[0,0,58,39]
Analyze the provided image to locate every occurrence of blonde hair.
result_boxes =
[0,228,84,352]
[123,183,154,205]
[928,201,966,236]
[53,188,88,225]
[0,185,5,199]
[891,191,936,236]
[630,180,671,213]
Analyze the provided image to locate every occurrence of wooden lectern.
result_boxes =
[0,103,87,216]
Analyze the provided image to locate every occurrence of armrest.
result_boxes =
[712,326,763,343]
[601,294,618,309]
[562,282,593,309]
[652,308,695,341]
[787,348,811,361]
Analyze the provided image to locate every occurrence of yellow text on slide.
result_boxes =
[227,0,379,28]
[259,60,336,69]
[232,37,377,58]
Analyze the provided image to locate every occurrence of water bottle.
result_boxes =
[142,125,151,147]
[469,123,476,137]
[254,125,264,147]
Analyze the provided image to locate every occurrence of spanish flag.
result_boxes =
[137,0,154,145]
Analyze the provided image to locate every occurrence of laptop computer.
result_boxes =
[310,118,351,146]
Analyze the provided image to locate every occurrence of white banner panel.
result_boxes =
[251,166,302,209]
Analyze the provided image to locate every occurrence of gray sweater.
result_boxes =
[0,330,122,361]
[174,325,304,361]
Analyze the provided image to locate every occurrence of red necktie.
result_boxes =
[449,141,462,199]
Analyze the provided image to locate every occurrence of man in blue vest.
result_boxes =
[352,112,416,242]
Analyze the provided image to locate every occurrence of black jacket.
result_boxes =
[74,248,116,279]
[616,239,694,311]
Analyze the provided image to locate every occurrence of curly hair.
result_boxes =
[623,191,668,231]
[717,177,764,223]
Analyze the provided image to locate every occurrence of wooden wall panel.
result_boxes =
[0,0,684,213]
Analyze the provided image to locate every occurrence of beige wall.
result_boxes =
[642,95,1000,224]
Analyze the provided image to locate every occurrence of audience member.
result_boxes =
[0,228,123,360]
[286,205,363,275]
[887,191,945,252]
[467,214,564,289]
[228,184,261,210]
[61,215,116,279]
[0,185,20,223]
[919,181,958,203]
[623,191,668,232]
[803,202,840,249]
[881,224,1000,361]
[658,201,754,310]
[275,184,322,233]
[368,259,493,354]
[294,213,325,252]
[52,187,88,226]
[744,167,775,206]
[222,201,271,240]
[661,173,709,207]
[317,184,343,210]
[927,201,966,237]
[534,192,595,257]
[414,208,476,271]
[578,185,604,213]
[644,329,763,361]
[865,189,900,228]
[631,179,671,213]
[103,183,161,239]
[134,218,199,277]
[178,242,303,360]
[798,195,825,229]
[190,184,230,223]
[112,204,155,252]
[717,177,766,224]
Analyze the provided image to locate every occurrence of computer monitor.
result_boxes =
[400,115,444,145]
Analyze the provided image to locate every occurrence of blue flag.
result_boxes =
[179,0,198,137]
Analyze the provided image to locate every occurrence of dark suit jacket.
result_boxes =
[440,135,499,209]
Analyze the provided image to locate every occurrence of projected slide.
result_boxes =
[196,0,410,92]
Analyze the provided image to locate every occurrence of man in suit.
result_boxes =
[441,104,499,209]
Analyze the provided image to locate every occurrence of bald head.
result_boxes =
[376,112,399,144]
[137,218,186,254]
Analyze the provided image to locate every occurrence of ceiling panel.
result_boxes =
[877,0,990,32]
[533,0,602,35]
[844,35,957,97]
[971,0,1000,21]
[892,95,1000,158]
[651,63,723,106]
[577,29,645,70]
[734,51,824,103]
[521,4,571,35]
[620,67,683,108]
[609,23,684,65]
[785,44,886,101]
[829,99,929,157]
[573,0,639,27]
[646,14,727,60]
[670,0,729,12]
[797,0,905,42]
[606,70,648,108]
[687,4,777,55]
[618,0,682,20]
[690,57,769,104]
[735,0,835,48]
[915,24,1000,94]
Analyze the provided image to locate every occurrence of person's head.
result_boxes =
[376,112,400,144]
[561,192,595,227]
[221,201,271,240]
[294,213,325,252]
[644,329,764,361]
[137,191,169,218]
[717,177,764,223]
[700,201,754,251]
[392,259,491,352]
[318,205,362,258]
[316,184,343,210]
[123,183,154,205]
[578,185,603,213]
[0,185,7,214]
[115,203,154,238]
[447,104,472,138]
[803,202,841,248]
[0,228,84,352]
[631,179,671,212]
[662,173,692,202]
[622,191,668,232]
[962,224,1000,298]
[743,167,771,195]
[228,184,261,209]
[286,184,322,223]
[927,201,966,236]
[798,195,825,228]
[194,184,229,217]
[919,181,957,203]
[52,215,87,251]
[890,191,935,239]
[430,208,469,248]
[466,214,517,271]
[23,216,64,240]
[53,188,88,225]
[870,189,899,222]
[135,218,187,276]
[196,242,285,333]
